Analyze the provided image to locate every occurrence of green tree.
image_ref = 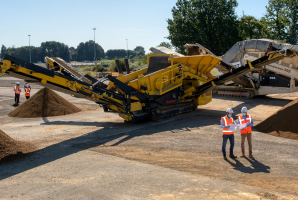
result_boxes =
[1,45,7,58]
[133,46,145,58]
[134,46,145,54]
[106,49,136,59]
[167,0,240,55]
[39,41,71,62]
[286,0,298,44]
[158,42,172,49]
[76,40,105,61]
[239,15,269,39]
[264,0,289,41]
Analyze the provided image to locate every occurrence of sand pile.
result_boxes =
[8,88,81,118]
[0,129,35,163]
[255,98,298,140]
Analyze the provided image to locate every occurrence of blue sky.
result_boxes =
[0,0,268,54]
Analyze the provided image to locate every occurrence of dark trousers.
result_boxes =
[26,96,30,99]
[222,134,234,155]
[15,93,20,104]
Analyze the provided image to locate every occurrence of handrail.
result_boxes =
[159,65,183,94]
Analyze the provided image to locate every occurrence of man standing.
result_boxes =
[24,82,31,91]
[24,87,30,99]
[238,107,254,160]
[13,82,21,105]
[221,108,237,160]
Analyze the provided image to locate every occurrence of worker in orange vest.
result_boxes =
[238,107,254,160]
[220,108,237,160]
[25,87,30,99]
[13,82,21,105]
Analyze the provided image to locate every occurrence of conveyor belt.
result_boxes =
[1,55,117,106]
[51,57,92,84]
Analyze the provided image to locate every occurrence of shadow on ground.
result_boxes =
[0,96,285,180]
[225,157,270,174]
[0,112,209,180]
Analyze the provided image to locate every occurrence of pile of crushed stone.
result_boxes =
[8,88,81,118]
[0,129,35,163]
[255,98,298,140]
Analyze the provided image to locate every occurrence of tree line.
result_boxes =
[0,40,146,63]
[167,0,298,55]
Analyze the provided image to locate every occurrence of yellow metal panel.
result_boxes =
[119,113,132,121]
[0,60,12,73]
[117,68,147,83]
[196,91,212,105]
[174,55,221,76]
[46,56,55,66]
[130,102,142,112]
[106,105,119,112]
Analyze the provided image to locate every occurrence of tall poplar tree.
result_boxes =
[264,0,289,41]
[167,0,240,55]
[286,0,298,44]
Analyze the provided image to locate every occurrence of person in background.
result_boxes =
[13,82,21,105]
[24,82,31,91]
[238,106,254,160]
[220,108,237,160]
[25,86,30,99]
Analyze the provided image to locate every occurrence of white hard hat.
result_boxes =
[226,108,233,113]
[16,82,20,85]
[241,107,248,113]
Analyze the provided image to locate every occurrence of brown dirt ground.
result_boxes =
[93,145,298,196]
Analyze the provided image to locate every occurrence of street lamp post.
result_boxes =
[28,35,31,63]
[126,39,128,59]
[93,28,97,75]
[93,28,96,59]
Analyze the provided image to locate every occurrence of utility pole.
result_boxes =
[93,28,97,76]
[126,39,128,59]
[28,35,31,63]
[93,28,96,59]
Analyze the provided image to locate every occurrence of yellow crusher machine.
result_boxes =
[0,48,297,122]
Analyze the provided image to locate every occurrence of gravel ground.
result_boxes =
[0,77,298,199]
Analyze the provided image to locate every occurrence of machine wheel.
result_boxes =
[246,91,255,99]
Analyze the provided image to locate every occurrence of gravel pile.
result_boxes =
[255,98,298,140]
[0,129,35,163]
[8,88,81,118]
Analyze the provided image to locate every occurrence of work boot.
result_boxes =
[249,151,255,160]
[223,154,227,160]
[229,155,237,159]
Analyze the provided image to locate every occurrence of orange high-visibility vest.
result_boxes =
[25,87,30,97]
[221,116,234,135]
[238,114,252,134]
[14,86,20,94]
